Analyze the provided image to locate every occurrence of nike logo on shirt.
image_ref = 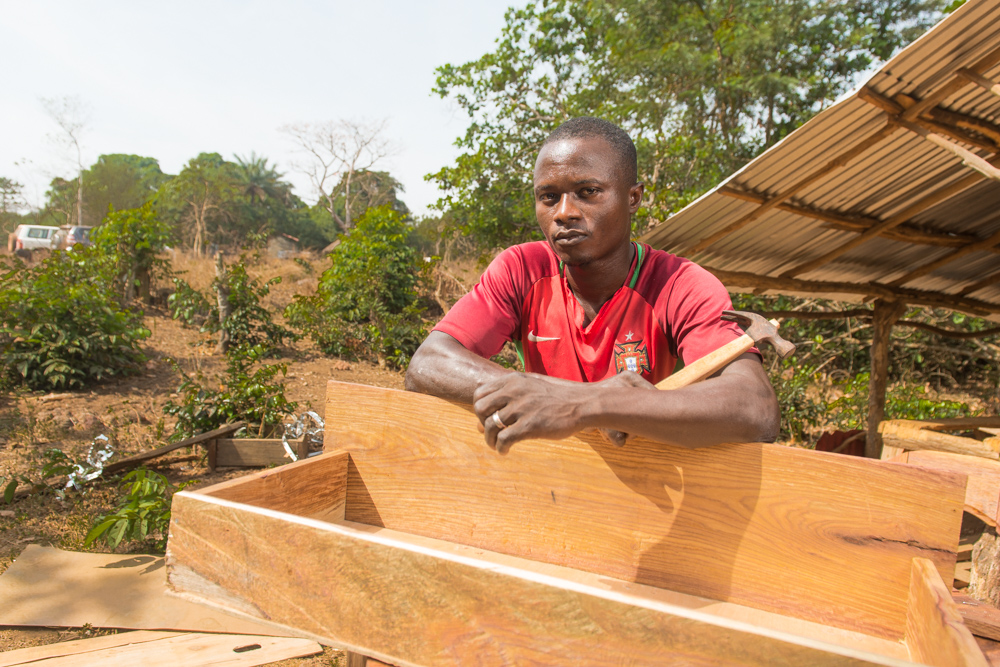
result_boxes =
[527,331,560,342]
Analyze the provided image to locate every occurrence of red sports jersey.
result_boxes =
[434,241,753,384]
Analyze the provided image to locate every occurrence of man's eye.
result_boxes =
[582,187,598,196]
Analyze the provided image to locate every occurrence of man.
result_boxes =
[405,117,779,453]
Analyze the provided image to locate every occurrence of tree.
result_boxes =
[0,178,26,235]
[158,153,239,255]
[281,119,395,233]
[40,96,89,227]
[82,155,169,225]
[430,0,946,248]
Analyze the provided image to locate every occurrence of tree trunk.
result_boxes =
[138,265,152,305]
[76,172,84,227]
[215,252,231,354]
[865,299,907,458]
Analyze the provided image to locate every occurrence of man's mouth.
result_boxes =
[553,230,586,245]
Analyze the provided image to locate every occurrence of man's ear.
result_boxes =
[629,182,644,213]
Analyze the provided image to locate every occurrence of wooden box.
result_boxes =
[166,382,986,666]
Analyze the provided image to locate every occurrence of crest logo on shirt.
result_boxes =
[614,339,651,375]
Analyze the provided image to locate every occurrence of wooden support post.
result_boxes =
[867,299,906,459]
[215,251,231,355]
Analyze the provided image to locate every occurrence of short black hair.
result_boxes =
[541,117,638,185]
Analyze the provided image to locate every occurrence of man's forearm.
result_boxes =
[404,331,513,403]
[582,361,779,447]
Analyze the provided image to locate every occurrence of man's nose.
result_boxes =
[554,193,580,221]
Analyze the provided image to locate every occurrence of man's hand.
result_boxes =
[473,371,656,454]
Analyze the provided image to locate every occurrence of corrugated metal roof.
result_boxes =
[641,0,1000,321]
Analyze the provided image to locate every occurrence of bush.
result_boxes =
[286,206,425,368]
[0,252,149,389]
[164,343,298,440]
[167,277,213,327]
[90,202,173,305]
[214,258,295,352]
[826,373,976,432]
[84,468,195,553]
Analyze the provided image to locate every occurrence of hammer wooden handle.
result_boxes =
[654,316,781,391]
[655,333,754,390]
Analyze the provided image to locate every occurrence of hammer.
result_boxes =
[656,310,796,391]
[600,310,795,445]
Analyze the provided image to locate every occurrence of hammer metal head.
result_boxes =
[721,310,797,360]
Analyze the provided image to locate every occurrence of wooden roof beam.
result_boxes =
[705,267,1000,316]
[928,106,1000,147]
[719,185,982,249]
[860,88,1000,181]
[888,223,1000,288]
[901,43,1000,122]
[680,121,899,256]
[777,172,982,279]
[956,68,1000,100]
[959,269,1000,297]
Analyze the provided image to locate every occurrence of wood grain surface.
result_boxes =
[323,381,965,640]
[905,558,987,666]
[200,451,348,523]
[212,438,305,468]
[894,450,1000,527]
[167,493,916,667]
[955,593,1000,642]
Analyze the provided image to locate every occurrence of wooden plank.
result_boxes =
[318,382,965,640]
[881,422,1000,460]
[0,631,183,666]
[0,632,322,667]
[905,557,987,666]
[167,493,914,666]
[213,438,303,468]
[201,451,348,523]
[955,593,1000,642]
[103,422,245,475]
[894,450,1000,527]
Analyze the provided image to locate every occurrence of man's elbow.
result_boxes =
[404,345,431,393]
[755,388,781,443]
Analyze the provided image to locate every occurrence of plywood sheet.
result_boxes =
[324,381,966,641]
[167,493,914,667]
[0,631,322,666]
[0,546,277,635]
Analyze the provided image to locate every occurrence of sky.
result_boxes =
[1,0,523,217]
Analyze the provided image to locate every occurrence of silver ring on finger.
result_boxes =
[492,411,508,430]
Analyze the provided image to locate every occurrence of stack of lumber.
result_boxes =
[165,382,988,666]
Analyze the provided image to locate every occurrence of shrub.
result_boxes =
[214,258,295,352]
[167,277,213,327]
[0,252,149,389]
[826,372,976,432]
[286,205,425,368]
[164,343,298,440]
[84,468,195,553]
[90,202,173,305]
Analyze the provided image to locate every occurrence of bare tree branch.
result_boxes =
[280,119,395,233]
[40,96,89,227]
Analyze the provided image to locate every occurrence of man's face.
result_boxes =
[533,135,642,267]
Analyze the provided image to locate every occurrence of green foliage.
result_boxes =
[90,202,173,304]
[827,373,976,432]
[729,293,995,441]
[286,206,426,368]
[84,468,195,553]
[2,447,87,503]
[214,259,296,352]
[167,277,212,327]
[164,344,298,440]
[0,252,149,390]
[430,0,945,247]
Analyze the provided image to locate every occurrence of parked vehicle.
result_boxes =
[7,225,60,252]
[52,225,93,250]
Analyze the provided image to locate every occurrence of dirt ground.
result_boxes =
[0,252,410,665]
